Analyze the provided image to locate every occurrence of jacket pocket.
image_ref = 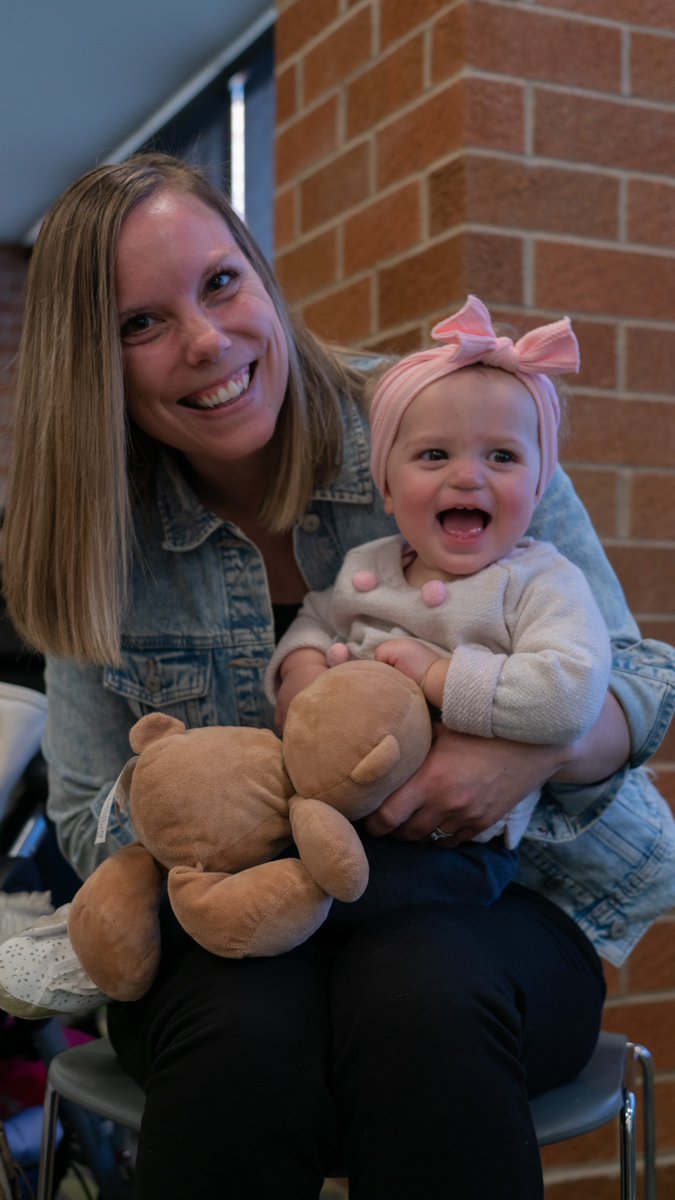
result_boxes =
[104,649,211,723]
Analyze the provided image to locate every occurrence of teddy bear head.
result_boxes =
[122,715,293,873]
[282,659,432,816]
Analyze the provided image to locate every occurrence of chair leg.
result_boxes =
[630,1043,657,1200]
[37,1081,60,1200]
[619,1084,637,1200]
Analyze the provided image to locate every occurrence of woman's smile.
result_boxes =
[180,363,253,410]
[115,189,289,476]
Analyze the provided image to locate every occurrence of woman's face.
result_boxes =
[115,188,289,477]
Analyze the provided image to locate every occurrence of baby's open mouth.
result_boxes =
[179,363,254,410]
[438,508,491,537]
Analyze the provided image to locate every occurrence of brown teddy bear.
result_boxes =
[68,660,431,1001]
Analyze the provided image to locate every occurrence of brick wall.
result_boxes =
[275,0,675,1193]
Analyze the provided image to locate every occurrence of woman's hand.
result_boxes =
[364,691,631,844]
[364,722,566,844]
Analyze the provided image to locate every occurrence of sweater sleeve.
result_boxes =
[440,545,613,744]
[263,585,338,703]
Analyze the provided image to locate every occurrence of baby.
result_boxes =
[266,294,612,847]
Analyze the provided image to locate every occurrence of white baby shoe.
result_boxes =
[0,901,108,1019]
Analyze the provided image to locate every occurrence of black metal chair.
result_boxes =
[37,1029,656,1200]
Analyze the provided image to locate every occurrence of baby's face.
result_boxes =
[383,367,541,583]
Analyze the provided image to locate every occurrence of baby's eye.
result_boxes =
[420,448,447,461]
[120,313,155,340]
[489,449,515,464]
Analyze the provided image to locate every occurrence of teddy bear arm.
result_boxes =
[168,859,333,959]
[289,797,369,903]
[68,843,164,1002]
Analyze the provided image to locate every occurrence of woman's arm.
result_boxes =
[43,657,138,879]
[551,692,630,784]
[529,467,675,764]
[365,692,631,844]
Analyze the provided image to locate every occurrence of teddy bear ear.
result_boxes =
[349,734,401,785]
[129,712,186,754]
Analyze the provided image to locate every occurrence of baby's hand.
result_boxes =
[275,649,328,730]
[326,643,351,667]
[374,639,449,709]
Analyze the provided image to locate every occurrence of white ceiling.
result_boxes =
[0,0,274,244]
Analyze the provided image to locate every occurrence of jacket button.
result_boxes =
[146,663,162,694]
[300,513,320,533]
[609,918,627,938]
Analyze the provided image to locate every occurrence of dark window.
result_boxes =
[140,26,275,261]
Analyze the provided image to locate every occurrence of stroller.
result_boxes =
[0,597,133,1199]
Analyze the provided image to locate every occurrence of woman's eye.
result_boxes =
[120,313,154,340]
[420,448,447,461]
[206,269,236,294]
[489,449,515,464]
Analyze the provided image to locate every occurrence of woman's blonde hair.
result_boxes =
[2,153,366,665]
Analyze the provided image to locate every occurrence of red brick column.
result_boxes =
[275,1,675,1194]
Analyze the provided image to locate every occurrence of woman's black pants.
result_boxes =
[108,883,606,1199]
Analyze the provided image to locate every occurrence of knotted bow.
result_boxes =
[369,294,580,501]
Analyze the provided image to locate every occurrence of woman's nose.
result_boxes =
[183,312,230,365]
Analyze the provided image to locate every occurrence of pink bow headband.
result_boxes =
[369,295,580,502]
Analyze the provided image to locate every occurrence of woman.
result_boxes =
[2,154,674,1199]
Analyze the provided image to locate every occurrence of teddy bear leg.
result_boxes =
[69,843,164,1001]
[168,859,333,958]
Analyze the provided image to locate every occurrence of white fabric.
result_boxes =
[0,903,108,1019]
[0,891,54,941]
[0,683,47,821]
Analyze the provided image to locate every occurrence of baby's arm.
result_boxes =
[442,547,612,744]
[373,639,450,710]
[275,647,330,729]
[264,587,341,727]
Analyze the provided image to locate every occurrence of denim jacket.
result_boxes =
[43,402,675,965]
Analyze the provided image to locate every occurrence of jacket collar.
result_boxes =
[156,401,375,552]
[310,400,374,504]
